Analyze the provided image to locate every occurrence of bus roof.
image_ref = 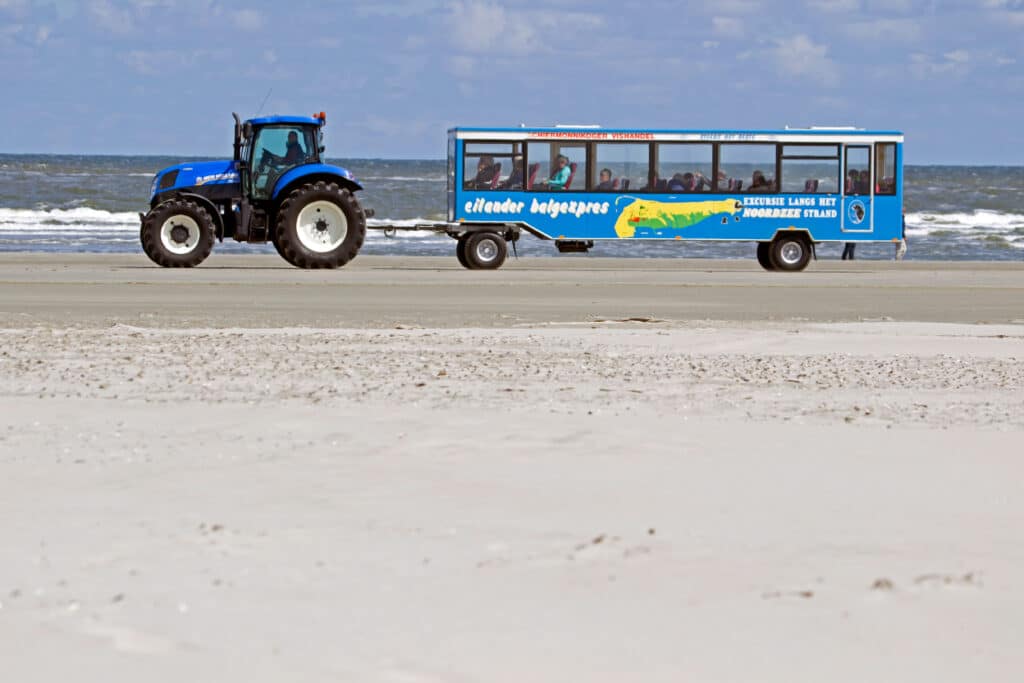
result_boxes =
[450,126,904,143]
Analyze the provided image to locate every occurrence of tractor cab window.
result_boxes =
[250,125,317,200]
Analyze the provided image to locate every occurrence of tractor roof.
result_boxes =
[248,115,324,127]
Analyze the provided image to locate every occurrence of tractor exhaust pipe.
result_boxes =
[232,112,242,161]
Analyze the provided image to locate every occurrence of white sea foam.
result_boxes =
[0,208,448,241]
[0,207,139,232]
[905,210,1024,237]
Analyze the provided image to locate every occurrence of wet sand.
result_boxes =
[1,253,1022,681]
[0,253,1022,326]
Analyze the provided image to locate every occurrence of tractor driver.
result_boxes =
[282,131,305,164]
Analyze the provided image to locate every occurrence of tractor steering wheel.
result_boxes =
[257,148,275,173]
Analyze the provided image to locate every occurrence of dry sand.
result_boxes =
[1,254,1022,681]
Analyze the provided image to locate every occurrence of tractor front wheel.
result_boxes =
[140,199,215,267]
[274,181,366,269]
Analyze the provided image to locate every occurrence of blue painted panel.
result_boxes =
[151,160,239,198]
[455,190,903,242]
[270,164,361,199]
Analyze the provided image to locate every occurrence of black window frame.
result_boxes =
[462,140,523,192]
[843,144,872,197]
[779,143,841,195]
[650,142,716,194]
[716,142,781,194]
[589,141,654,193]
[874,142,898,196]
[524,140,590,192]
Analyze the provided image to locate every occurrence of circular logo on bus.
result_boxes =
[847,200,866,225]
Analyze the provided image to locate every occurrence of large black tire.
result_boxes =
[140,199,215,267]
[769,234,812,272]
[274,181,366,269]
[463,232,507,270]
[756,242,775,271]
[455,234,470,269]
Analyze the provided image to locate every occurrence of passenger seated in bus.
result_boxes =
[667,173,689,192]
[748,170,773,192]
[596,168,615,191]
[465,155,497,189]
[846,169,859,194]
[534,155,571,190]
[692,171,712,191]
[857,169,871,194]
[499,156,524,190]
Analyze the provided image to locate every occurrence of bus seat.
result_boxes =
[563,162,579,190]
[621,179,630,190]
[611,178,620,190]
[728,179,743,191]
[489,162,502,189]
[804,178,819,192]
[527,163,540,190]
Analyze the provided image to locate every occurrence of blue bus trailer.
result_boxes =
[373,125,904,271]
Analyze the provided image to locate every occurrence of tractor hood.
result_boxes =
[151,160,239,198]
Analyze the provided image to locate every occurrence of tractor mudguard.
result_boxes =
[271,164,362,200]
[158,192,226,241]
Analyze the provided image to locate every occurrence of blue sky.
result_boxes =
[0,0,1021,163]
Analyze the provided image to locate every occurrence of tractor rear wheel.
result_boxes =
[140,199,215,267]
[274,181,365,269]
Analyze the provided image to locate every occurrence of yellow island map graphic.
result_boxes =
[613,197,744,238]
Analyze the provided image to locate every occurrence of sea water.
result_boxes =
[1,154,1021,261]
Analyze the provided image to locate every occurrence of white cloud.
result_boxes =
[768,35,839,85]
[446,1,603,59]
[844,17,922,41]
[447,1,537,54]
[909,50,971,79]
[711,16,744,38]
[231,9,263,31]
[88,0,135,34]
[806,0,859,11]
[705,0,763,13]
[448,55,475,78]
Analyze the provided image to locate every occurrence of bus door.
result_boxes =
[842,145,873,233]
[447,132,456,222]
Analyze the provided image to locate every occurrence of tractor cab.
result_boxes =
[234,113,327,202]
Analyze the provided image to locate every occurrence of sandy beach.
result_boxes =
[1,254,1022,682]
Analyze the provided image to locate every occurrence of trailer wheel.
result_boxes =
[275,181,366,269]
[769,234,812,272]
[456,234,470,269]
[463,232,507,270]
[756,242,775,271]
[140,199,215,267]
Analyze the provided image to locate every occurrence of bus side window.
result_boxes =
[654,143,713,193]
[463,142,522,191]
[594,143,648,192]
[719,143,777,194]
[876,143,897,195]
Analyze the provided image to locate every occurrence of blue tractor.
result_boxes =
[141,112,369,268]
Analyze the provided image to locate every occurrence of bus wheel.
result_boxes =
[756,242,775,271]
[455,234,470,269]
[769,235,812,272]
[463,232,507,270]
